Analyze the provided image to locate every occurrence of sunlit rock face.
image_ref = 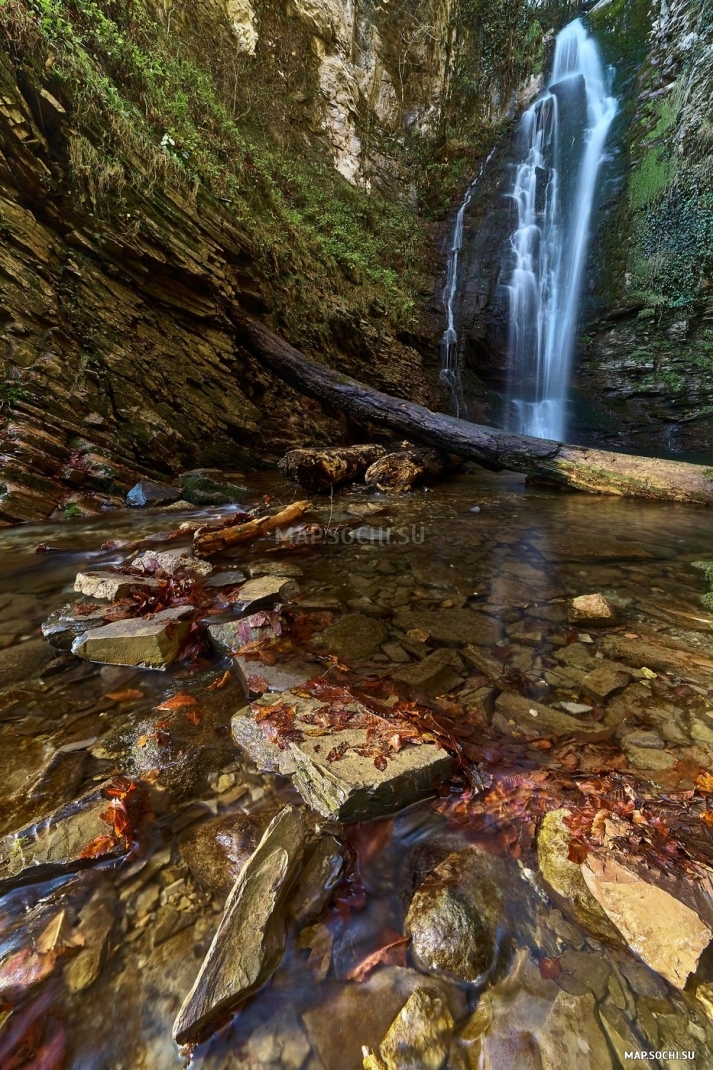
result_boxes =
[224,0,258,54]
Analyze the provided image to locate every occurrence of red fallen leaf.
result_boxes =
[247,675,270,696]
[79,834,119,860]
[155,693,197,711]
[150,730,171,747]
[373,755,388,772]
[567,840,590,864]
[100,802,131,840]
[105,688,144,702]
[0,948,60,999]
[346,934,410,982]
[327,741,349,763]
[185,707,204,727]
[538,956,561,980]
[105,775,137,801]
[141,768,162,784]
[207,670,232,691]
[152,718,172,730]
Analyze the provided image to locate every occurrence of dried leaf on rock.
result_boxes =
[155,693,197,711]
[206,670,232,691]
[185,707,204,726]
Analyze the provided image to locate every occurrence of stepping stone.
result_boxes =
[72,606,193,669]
[568,594,618,626]
[131,547,212,577]
[232,689,452,822]
[74,571,161,602]
[233,575,300,611]
[0,781,130,892]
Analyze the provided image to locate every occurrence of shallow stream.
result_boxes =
[1,468,712,1068]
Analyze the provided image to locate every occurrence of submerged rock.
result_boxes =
[392,609,502,647]
[0,782,130,892]
[580,662,631,700]
[126,481,181,507]
[321,613,389,660]
[71,605,193,669]
[366,987,455,1070]
[247,560,303,579]
[73,570,160,601]
[302,966,465,1070]
[537,809,620,942]
[493,693,607,740]
[568,593,618,626]
[178,809,279,899]
[173,805,305,1045]
[581,855,711,989]
[405,851,498,984]
[391,649,463,697]
[456,952,613,1070]
[0,637,55,686]
[232,690,452,821]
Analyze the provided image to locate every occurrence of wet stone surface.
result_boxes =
[0,468,712,1067]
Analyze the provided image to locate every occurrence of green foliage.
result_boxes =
[60,501,83,518]
[0,0,427,328]
[0,380,24,407]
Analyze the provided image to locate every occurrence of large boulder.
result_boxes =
[404,851,500,984]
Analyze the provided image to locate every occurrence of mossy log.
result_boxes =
[365,447,462,492]
[235,314,713,505]
[278,445,386,492]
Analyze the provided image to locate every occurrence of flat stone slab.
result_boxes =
[173,805,306,1046]
[392,609,503,647]
[232,689,452,822]
[74,570,161,602]
[42,601,109,650]
[131,547,212,577]
[0,781,129,892]
[233,575,300,611]
[247,561,303,578]
[72,606,193,669]
[582,855,712,989]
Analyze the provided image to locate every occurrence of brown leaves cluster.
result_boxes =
[252,680,461,772]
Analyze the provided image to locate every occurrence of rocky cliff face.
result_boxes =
[448,0,713,454]
[0,0,568,522]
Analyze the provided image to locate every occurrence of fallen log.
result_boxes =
[194,499,312,555]
[235,314,713,505]
[365,447,462,492]
[279,444,386,492]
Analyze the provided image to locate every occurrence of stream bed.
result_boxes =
[1,467,712,1069]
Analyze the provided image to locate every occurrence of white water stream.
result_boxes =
[440,150,495,417]
[505,18,617,440]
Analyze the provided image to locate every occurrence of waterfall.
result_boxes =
[505,19,617,441]
[440,150,495,417]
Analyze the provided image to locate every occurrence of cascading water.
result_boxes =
[505,18,617,441]
[440,150,495,417]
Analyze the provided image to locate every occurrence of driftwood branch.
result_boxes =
[235,314,713,505]
[195,499,312,555]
